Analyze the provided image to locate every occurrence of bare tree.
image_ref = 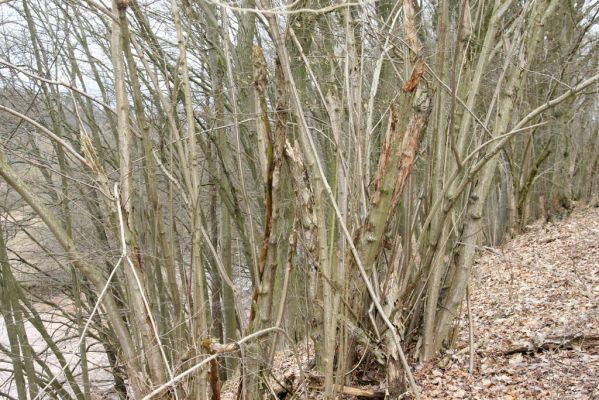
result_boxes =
[0,0,597,399]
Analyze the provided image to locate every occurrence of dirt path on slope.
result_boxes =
[414,206,599,399]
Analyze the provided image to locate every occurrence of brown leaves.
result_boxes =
[414,207,599,399]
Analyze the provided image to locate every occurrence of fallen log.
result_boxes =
[335,385,386,398]
[308,384,385,398]
[307,373,385,398]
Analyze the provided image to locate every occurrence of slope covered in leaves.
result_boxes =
[220,207,598,400]
[414,206,599,399]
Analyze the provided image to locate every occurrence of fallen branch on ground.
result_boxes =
[505,334,599,355]
[306,373,385,398]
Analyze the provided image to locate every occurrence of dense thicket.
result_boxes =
[0,0,597,399]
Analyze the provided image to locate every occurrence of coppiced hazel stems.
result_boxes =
[0,137,148,397]
[257,0,425,397]
[467,285,475,374]
[141,327,304,400]
[1,1,598,399]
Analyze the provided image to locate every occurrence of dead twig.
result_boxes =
[505,334,599,355]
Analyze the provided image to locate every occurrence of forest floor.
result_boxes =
[224,206,599,399]
[2,207,597,399]
[413,205,599,399]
